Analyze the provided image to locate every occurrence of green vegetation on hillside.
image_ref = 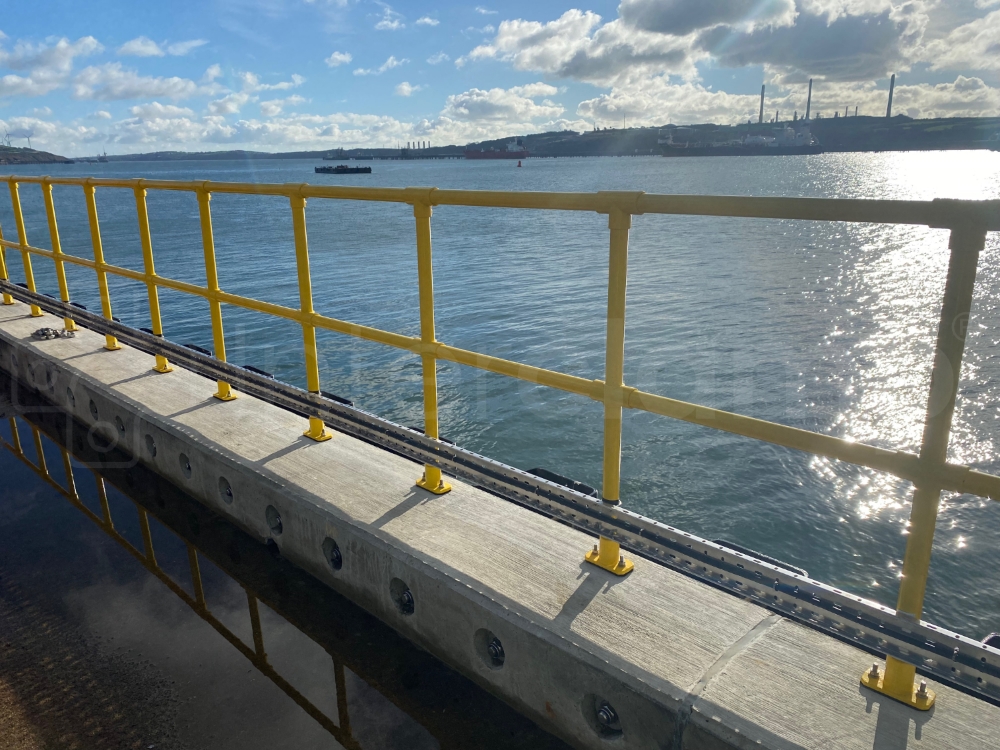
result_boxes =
[0,146,72,165]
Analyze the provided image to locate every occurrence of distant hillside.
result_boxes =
[0,146,72,165]
[809,115,1000,151]
[89,115,1000,163]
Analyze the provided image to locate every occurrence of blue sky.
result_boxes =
[1,0,998,155]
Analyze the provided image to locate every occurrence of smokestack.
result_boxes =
[759,84,765,124]
[805,78,813,121]
[854,106,858,117]
[886,73,895,118]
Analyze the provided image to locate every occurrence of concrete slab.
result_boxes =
[3,301,999,750]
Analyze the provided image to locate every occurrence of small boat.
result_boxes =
[315,164,372,174]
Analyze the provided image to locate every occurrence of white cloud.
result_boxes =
[427,52,450,64]
[395,81,423,96]
[239,71,305,91]
[90,110,112,119]
[208,92,254,114]
[578,79,772,126]
[72,63,215,101]
[29,106,52,116]
[0,35,103,97]
[259,94,306,117]
[325,51,353,67]
[416,17,439,26]
[887,75,1000,117]
[203,64,223,83]
[619,0,796,36]
[117,36,206,58]
[476,6,498,14]
[441,83,563,121]
[130,101,196,118]
[467,10,700,85]
[166,39,208,56]
[697,7,923,83]
[922,9,1000,71]
[118,36,164,57]
[353,55,407,75]
[374,5,405,30]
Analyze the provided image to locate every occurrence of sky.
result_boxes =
[1,0,999,156]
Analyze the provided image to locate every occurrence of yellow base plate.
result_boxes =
[213,392,237,402]
[153,365,174,373]
[104,343,122,351]
[585,548,634,576]
[304,429,333,442]
[860,671,936,711]
[416,476,452,494]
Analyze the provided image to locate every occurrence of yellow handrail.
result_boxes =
[1,173,997,710]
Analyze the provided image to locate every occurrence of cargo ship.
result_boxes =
[465,138,528,160]
[660,125,823,157]
[315,164,372,174]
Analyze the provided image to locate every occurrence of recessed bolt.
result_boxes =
[869,663,880,680]
[400,589,414,613]
[596,700,619,728]
[917,680,928,698]
[487,637,505,665]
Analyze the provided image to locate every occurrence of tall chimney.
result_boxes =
[886,73,895,118]
[758,84,765,124]
[805,78,813,120]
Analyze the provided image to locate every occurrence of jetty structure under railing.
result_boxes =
[1,174,1000,748]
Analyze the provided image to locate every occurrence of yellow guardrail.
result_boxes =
[1,175,999,710]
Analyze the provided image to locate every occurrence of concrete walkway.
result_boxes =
[2,302,999,750]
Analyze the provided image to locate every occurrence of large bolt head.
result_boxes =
[596,701,619,728]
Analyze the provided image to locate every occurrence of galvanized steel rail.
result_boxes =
[1,175,999,711]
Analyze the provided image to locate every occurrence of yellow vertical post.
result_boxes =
[187,544,207,609]
[247,590,267,659]
[31,426,48,475]
[413,199,450,495]
[585,207,634,576]
[197,189,236,401]
[861,226,986,710]
[8,180,42,317]
[60,448,79,498]
[8,417,23,455]
[0,219,16,305]
[83,183,121,351]
[134,186,172,373]
[41,180,76,332]
[138,507,157,564]
[290,193,331,441]
[96,476,114,528]
[334,659,351,736]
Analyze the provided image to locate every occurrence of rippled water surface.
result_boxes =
[3,152,1000,637]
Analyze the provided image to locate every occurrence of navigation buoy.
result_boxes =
[517,160,522,167]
